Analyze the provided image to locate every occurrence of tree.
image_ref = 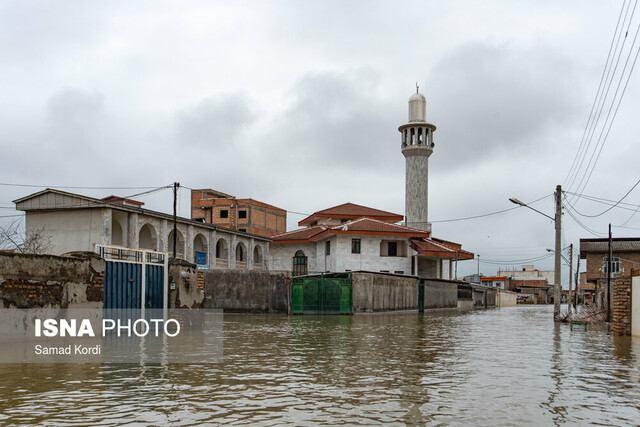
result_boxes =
[0,218,52,254]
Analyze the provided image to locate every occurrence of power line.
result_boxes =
[479,253,554,265]
[564,0,629,188]
[569,2,640,198]
[431,194,551,223]
[564,178,640,218]
[0,182,161,190]
[563,200,606,237]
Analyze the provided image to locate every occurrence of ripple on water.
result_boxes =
[1,306,640,425]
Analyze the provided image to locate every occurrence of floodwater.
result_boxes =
[1,305,640,425]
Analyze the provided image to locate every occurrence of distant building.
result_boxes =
[497,264,554,284]
[14,188,270,270]
[191,188,286,238]
[481,276,508,289]
[270,202,473,277]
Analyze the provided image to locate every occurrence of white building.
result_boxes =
[270,203,473,277]
[14,189,270,270]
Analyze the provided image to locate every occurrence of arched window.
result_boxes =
[253,245,263,267]
[236,242,246,262]
[216,238,228,259]
[139,223,157,250]
[292,250,308,276]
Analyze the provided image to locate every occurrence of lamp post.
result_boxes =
[510,185,562,321]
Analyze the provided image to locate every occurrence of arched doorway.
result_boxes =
[253,245,263,269]
[139,223,157,251]
[215,238,228,267]
[193,233,208,266]
[292,250,307,276]
[111,219,124,246]
[168,229,185,259]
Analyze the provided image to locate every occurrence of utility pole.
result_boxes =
[568,243,573,315]
[477,254,480,284]
[553,185,562,321]
[173,182,180,258]
[607,223,612,322]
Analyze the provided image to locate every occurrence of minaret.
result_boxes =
[398,86,436,232]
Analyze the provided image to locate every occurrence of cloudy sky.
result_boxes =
[1,1,639,281]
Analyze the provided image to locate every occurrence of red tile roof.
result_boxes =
[410,238,475,260]
[299,202,403,226]
[272,218,429,244]
[271,225,326,243]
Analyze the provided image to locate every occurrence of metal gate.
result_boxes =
[97,245,168,315]
[291,273,351,315]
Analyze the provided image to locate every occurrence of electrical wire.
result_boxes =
[564,0,629,188]
[564,178,640,217]
[569,2,640,199]
[563,200,606,237]
[431,194,552,223]
[0,182,160,190]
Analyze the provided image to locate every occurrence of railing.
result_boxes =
[236,261,247,269]
[215,258,228,268]
[94,244,167,265]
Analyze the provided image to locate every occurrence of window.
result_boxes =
[351,238,361,254]
[239,210,247,219]
[388,241,397,257]
[603,257,621,274]
[380,240,406,257]
[238,228,247,233]
[220,209,228,218]
[394,271,404,275]
[325,241,331,255]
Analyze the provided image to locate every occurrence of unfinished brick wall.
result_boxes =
[0,251,104,309]
[613,276,631,336]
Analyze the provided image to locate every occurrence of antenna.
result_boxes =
[416,82,419,93]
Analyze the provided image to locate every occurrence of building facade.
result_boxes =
[191,188,286,238]
[14,189,270,270]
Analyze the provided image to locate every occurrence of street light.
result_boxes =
[510,185,562,321]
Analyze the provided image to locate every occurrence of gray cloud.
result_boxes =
[427,42,584,166]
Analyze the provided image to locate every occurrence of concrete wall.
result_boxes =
[333,235,413,275]
[351,272,418,313]
[26,209,108,255]
[422,279,458,309]
[202,269,289,313]
[496,289,518,307]
[168,259,204,309]
[0,251,104,309]
[632,272,640,337]
[269,242,317,272]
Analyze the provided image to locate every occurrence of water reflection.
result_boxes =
[1,306,639,425]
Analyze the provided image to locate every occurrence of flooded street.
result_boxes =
[1,305,640,425]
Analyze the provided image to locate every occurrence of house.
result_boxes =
[269,202,473,277]
[481,276,509,289]
[579,237,640,307]
[190,188,286,237]
[13,188,270,270]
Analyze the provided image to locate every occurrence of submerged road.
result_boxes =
[1,305,639,425]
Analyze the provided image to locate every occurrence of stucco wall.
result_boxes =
[202,269,289,313]
[0,251,104,309]
[351,272,418,313]
[26,209,108,254]
[333,235,413,274]
[422,279,458,309]
[269,242,317,272]
[496,290,518,307]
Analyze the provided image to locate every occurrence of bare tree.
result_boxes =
[0,218,52,254]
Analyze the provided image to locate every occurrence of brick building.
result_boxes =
[191,188,286,238]
[580,238,640,309]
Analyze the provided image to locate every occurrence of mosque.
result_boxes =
[270,89,474,278]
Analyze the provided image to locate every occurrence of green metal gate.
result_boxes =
[291,273,352,315]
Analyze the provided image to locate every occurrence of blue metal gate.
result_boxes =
[98,245,167,311]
